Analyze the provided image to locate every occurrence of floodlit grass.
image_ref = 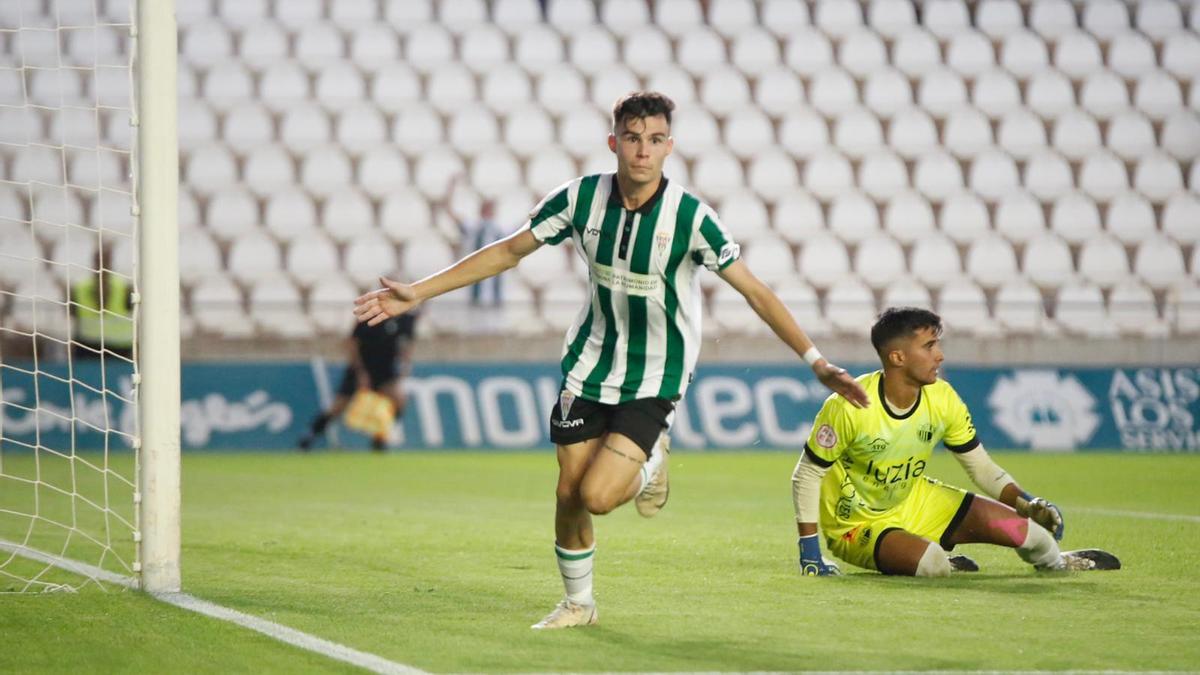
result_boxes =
[2,451,1199,672]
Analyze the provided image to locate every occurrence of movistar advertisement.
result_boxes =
[1,362,1197,452]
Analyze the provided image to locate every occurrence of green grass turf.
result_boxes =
[2,451,1199,672]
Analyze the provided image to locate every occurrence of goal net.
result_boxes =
[0,0,178,593]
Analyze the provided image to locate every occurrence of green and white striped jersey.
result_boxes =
[527,173,741,404]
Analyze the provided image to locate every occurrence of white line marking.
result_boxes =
[0,538,136,588]
[154,592,427,675]
[1073,507,1200,524]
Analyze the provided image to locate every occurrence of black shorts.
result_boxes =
[549,392,675,457]
[335,363,397,397]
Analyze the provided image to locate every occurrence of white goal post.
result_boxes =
[0,0,178,593]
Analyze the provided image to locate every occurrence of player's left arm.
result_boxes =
[718,260,869,408]
[942,390,1064,540]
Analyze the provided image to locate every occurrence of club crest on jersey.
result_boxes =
[655,230,672,255]
[559,390,576,420]
[816,424,837,449]
[918,425,935,443]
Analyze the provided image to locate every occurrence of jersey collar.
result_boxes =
[878,374,922,420]
[608,173,669,216]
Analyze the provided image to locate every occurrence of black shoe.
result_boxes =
[1059,548,1121,571]
[371,437,386,452]
[948,554,979,572]
[297,434,314,451]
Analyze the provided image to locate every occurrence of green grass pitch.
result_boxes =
[2,451,1199,672]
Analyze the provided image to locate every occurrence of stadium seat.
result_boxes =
[1024,151,1074,202]
[881,276,934,311]
[814,0,863,38]
[29,188,84,246]
[778,108,830,157]
[621,26,673,78]
[294,23,345,69]
[797,234,850,289]
[392,104,444,156]
[1133,152,1185,202]
[1163,192,1200,244]
[1172,282,1200,334]
[250,276,313,338]
[1106,191,1158,245]
[771,191,825,246]
[263,188,318,242]
[1054,31,1103,80]
[525,150,575,198]
[348,25,400,69]
[280,104,332,152]
[227,229,283,284]
[747,150,802,202]
[537,66,588,116]
[181,21,234,66]
[776,280,832,337]
[1078,150,1129,201]
[1191,161,1200,192]
[755,67,805,118]
[853,235,906,290]
[438,0,487,33]
[286,232,341,289]
[1029,0,1077,41]
[924,0,970,39]
[379,188,434,244]
[883,190,936,244]
[1163,31,1200,81]
[569,26,618,77]
[827,191,881,244]
[1048,191,1102,244]
[1023,233,1075,289]
[237,144,292,196]
[938,278,997,336]
[671,108,721,160]
[993,278,1052,334]
[541,281,588,334]
[597,0,650,36]
[314,62,368,110]
[677,28,727,77]
[999,30,1050,80]
[946,31,994,77]
[1133,235,1188,289]
[972,69,1022,119]
[912,150,964,202]
[222,102,273,149]
[68,150,123,191]
[1078,234,1131,288]
[801,150,853,200]
[178,227,223,288]
[1134,70,1185,121]
[0,223,43,287]
[1108,31,1157,80]
[309,273,360,334]
[178,190,201,229]
[1081,0,1130,41]
[838,30,887,79]
[724,108,776,160]
[645,64,698,106]
[832,108,884,158]
[1161,111,1200,161]
[858,149,908,201]
[237,23,288,69]
[700,67,753,117]
[580,149,616,177]
[917,68,968,119]
[1110,279,1169,337]
[590,66,639,110]
[370,64,421,114]
[480,66,533,115]
[330,0,378,27]
[909,234,961,289]
[344,234,400,288]
[405,24,454,74]
[493,0,542,33]
[260,62,311,112]
[201,61,253,110]
[825,278,877,335]
[866,0,916,38]
[888,108,939,159]
[784,28,835,77]
[809,68,860,117]
[1106,110,1157,161]
[741,235,796,285]
[943,107,993,159]
[300,146,354,197]
[968,150,1020,201]
[940,192,991,244]
[1079,70,1130,119]
[1136,0,1185,41]
[693,149,747,201]
[1055,280,1118,337]
[277,0,325,29]
[205,188,259,243]
[319,189,373,244]
[336,106,388,155]
[1025,70,1075,119]
[191,275,254,338]
[447,108,500,157]
[863,68,913,119]
[1051,109,1102,160]
[400,238,456,284]
[731,28,782,76]
[711,0,760,39]
[718,190,774,244]
[976,0,1023,38]
[427,64,478,115]
[470,148,524,199]
[546,0,595,31]
[49,106,101,150]
[965,234,1019,289]
[184,144,237,195]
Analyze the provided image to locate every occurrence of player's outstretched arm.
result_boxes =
[354,228,542,326]
[952,444,1064,540]
[718,260,870,408]
[791,451,841,576]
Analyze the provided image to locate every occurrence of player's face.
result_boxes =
[608,114,673,187]
[903,327,945,385]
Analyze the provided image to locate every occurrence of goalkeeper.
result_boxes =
[790,307,1120,577]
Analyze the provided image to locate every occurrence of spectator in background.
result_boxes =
[437,174,507,308]
[69,245,133,360]
[298,309,419,452]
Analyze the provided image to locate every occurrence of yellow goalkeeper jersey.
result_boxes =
[804,370,979,519]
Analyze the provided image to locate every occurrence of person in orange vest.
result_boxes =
[69,245,133,360]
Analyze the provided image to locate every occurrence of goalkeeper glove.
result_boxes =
[798,534,841,576]
[1015,492,1064,541]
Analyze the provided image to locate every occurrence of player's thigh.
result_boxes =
[875,528,938,576]
[944,495,1027,548]
[578,432,647,510]
[556,437,605,501]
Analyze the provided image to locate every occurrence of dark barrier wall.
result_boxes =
[1,361,1197,452]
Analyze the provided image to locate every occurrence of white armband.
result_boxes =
[791,450,830,523]
[951,446,1013,500]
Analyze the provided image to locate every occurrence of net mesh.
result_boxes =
[0,0,140,592]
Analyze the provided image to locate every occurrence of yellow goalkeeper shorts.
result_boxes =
[822,476,972,571]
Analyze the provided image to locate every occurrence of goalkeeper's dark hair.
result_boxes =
[612,91,675,132]
[870,307,943,355]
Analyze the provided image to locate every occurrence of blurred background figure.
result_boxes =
[69,245,133,361]
[438,174,507,309]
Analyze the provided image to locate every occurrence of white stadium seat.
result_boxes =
[184,144,238,195]
[747,150,801,202]
[724,108,776,160]
[1051,109,1102,160]
[1136,0,1185,41]
[541,281,588,334]
[965,234,1019,289]
[761,0,812,37]
[677,28,727,77]
[482,66,533,115]
[731,28,782,76]
[623,27,674,78]
[1161,111,1200,161]
[854,235,906,290]
[336,106,389,154]
[559,108,608,156]
[238,23,288,68]
[192,276,253,338]
[909,234,961,289]
[264,188,319,242]
[400,238,456,283]
[503,105,557,159]
[1163,32,1200,82]
[1108,31,1157,79]
[785,28,835,77]
[994,278,1053,334]
[863,68,913,118]
[938,278,997,336]
[227,230,284,284]
[1110,279,1169,338]
[279,104,332,152]
[772,191,825,246]
[814,0,863,38]
[548,0,596,31]
[1029,0,1077,41]
[405,24,454,73]
[718,191,774,244]
[439,0,488,34]
[916,68,968,119]
[883,190,936,245]
[332,0,379,28]
[797,234,850,289]
[671,108,721,160]
[1172,282,1200,335]
[241,144,294,196]
[1163,193,1200,244]
[838,30,887,79]
[202,61,254,110]
[1106,191,1158,244]
[776,280,831,337]
[825,278,877,335]
[778,108,830,157]
[344,235,400,288]
[371,64,422,114]
[827,191,881,244]
[972,69,1022,118]
[569,26,619,76]
[1054,31,1103,80]
[1023,233,1075,289]
[976,0,1023,38]
[1081,0,1130,41]
[741,235,796,285]
[832,108,884,159]
[1106,110,1158,160]
[469,148,523,199]
[358,147,410,199]
[808,68,860,117]
[999,30,1050,80]
[537,66,588,116]
[802,150,853,200]
[394,104,444,155]
[1078,235,1131,288]
[946,31,994,77]
[1134,70,1185,121]
[309,273,360,334]
[300,146,354,197]
[858,149,908,201]
[912,150,964,202]
[222,103,273,149]
[1080,71,1130,119]
[924,0,970,39]
[600,0,652,36]
[277,0,325,29]
[250,276,313,338]
[968,150,1020,201]
[1133,152,1185,202]
[699,67,753,117]
[1024,151,1074,202]
[379,188,434,244]
[294,23,345,69]
[494,0,542,33]
[866,0,916,38]
[427,64,478,115]
[590,66,639,110]
[645,65,698,106]
[286,232,341,288]
[693,149,747,201]
[448,108,500,156]
[943,107,993,159]
[881,277,934,311]
[1025,70,1075,119]
[888,108,939,159]
[260,62,311,112]
[1133,235,1188,289]
[179,227,223,287]
[459,26,510,75]
[940,192,991,244]
[1055,280,1118,338]
[755,67,806,118]
[1078,151,1129,201]
[181,21,234,66]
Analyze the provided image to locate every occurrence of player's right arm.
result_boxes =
[791,395,855,576]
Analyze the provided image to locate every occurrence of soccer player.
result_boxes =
[298,310,418,452]
[790,306,1120,577]
[354,91,870,628]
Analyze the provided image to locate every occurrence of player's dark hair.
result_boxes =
[870,307,943,355]
[612,91,675,132]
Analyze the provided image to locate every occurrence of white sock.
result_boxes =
[555,543,595,606]
[915,542,952,577]
[638,436,666,494]
[1016,518,1062,569]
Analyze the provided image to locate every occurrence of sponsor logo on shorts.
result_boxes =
[816,424,837,449]
[552,418,584,429]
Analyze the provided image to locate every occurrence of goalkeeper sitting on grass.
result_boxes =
[791,307,1120,577]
